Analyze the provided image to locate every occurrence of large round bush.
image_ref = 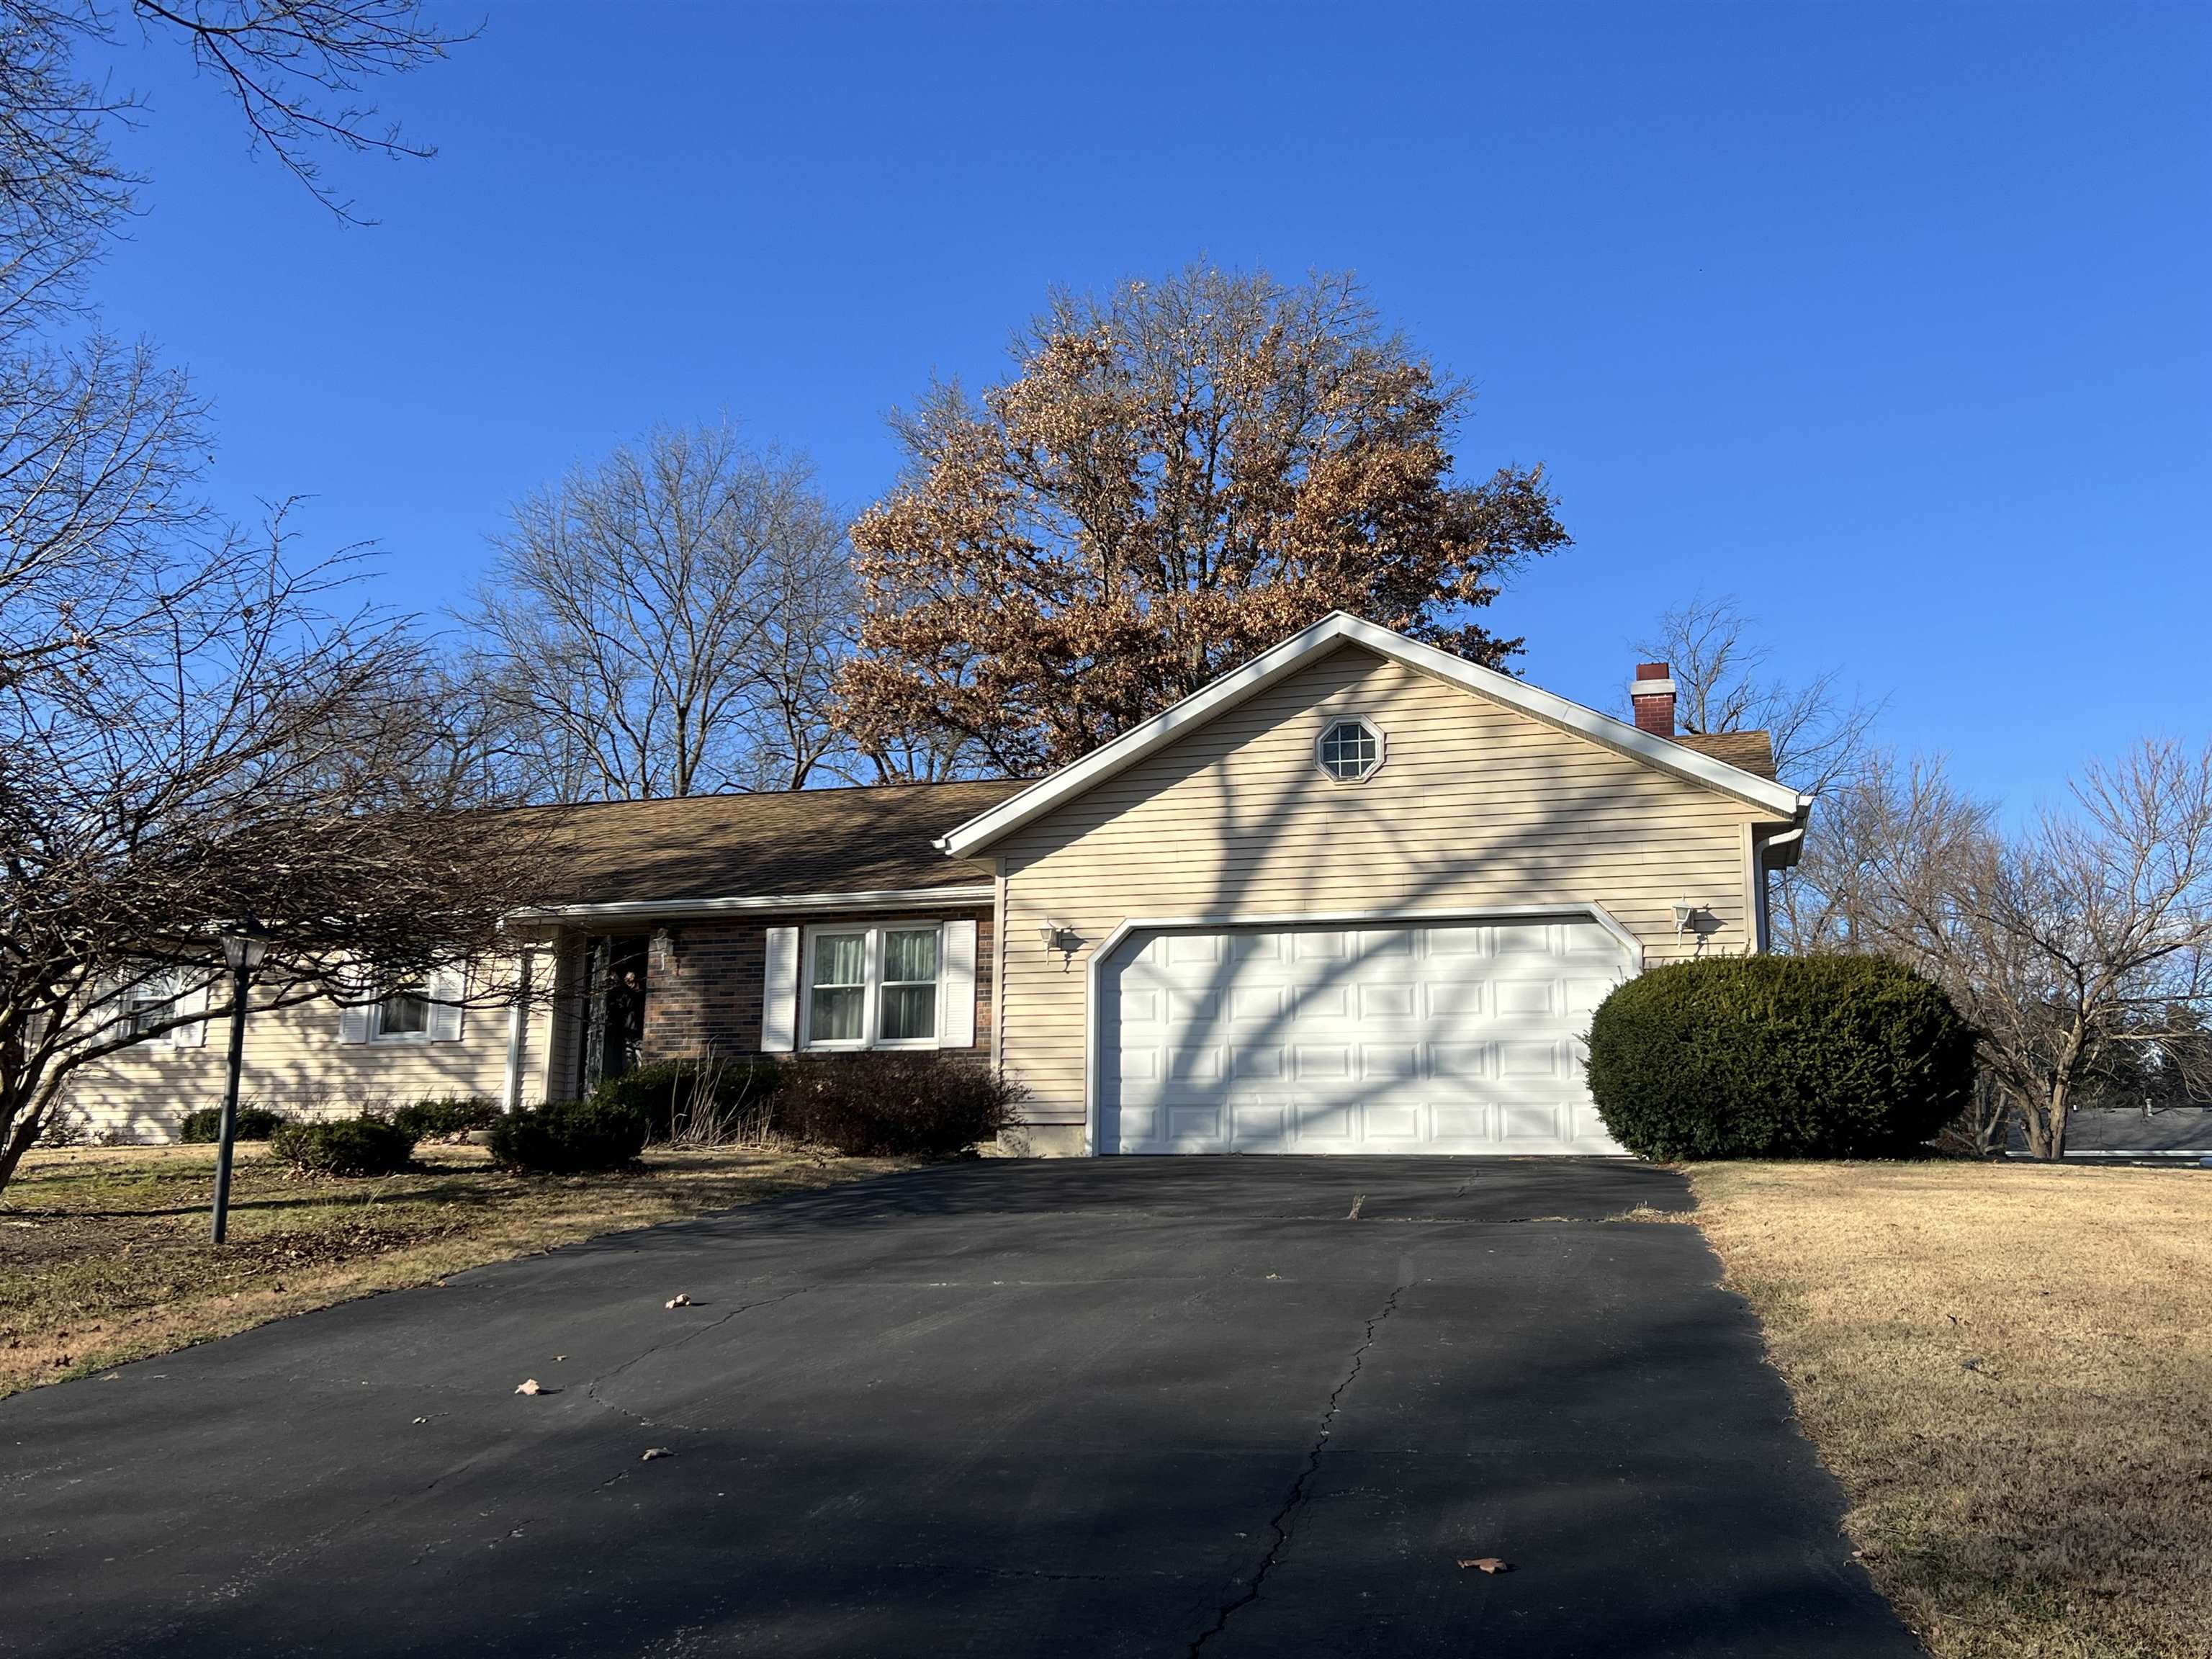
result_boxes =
[269,1116,418,1177]
[487,1097,650,1174]
[1584,956,1975,1160]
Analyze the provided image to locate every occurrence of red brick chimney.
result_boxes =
[1631,662,1676,737]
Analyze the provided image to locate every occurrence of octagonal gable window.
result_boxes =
[1315,716,1385,783]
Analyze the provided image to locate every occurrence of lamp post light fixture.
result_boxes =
[210,918,269,1244]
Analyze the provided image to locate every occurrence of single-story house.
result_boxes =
[65,612,1807,1156]
[2008,1107,2212,1160]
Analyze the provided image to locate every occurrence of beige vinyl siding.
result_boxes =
[59,956,557,1144]
[544,939,587,1102]
[994,643,1773,1133]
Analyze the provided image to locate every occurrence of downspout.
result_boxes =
[993,859,1007,1075]
[1754,824,1808,956]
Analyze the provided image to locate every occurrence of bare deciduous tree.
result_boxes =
[743,514,859,789]
[1636,595,1882,953]
[0,333,208,685]
[1807,744,2212,1159]
[0,0,496,1197]
[1634,594,1880,800]
[469,424,854,800]
[839,262,1570,778]
[0,0,462,235]
[0,512,559,1193]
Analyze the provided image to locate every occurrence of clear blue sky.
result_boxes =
[91,1,2207,810]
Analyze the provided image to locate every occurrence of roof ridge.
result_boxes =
[498,776,1025,816]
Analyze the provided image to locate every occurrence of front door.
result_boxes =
[580,935,650,1095]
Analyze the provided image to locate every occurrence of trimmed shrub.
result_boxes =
[269,1116,418,1177]
[591,1059,781,1144]
[488,1097,650,1174]
[1585,955,1976,1160]
[391,1096,502,1139]
[777,1053,1024,1157]
[179,1105,288,1143]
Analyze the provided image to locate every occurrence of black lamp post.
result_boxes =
[210,918,268,1244]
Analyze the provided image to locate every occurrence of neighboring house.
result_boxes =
[2008,1107,2212,1160]
[64,613,1807,1156]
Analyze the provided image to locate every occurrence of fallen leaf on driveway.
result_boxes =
[515,1379,554,1395]
[1458,1557,1512,1573]
[641,1446,674,1462]
[665,1295,693,1308]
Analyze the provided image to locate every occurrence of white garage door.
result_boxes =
[1100,918,1634,1155]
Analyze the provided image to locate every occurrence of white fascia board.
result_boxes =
[507,884,996,925]
[938,611,1808,858]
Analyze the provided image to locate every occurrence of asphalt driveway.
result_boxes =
[1,1159,1917,1658]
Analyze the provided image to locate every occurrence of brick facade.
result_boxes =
[637,905,995,1064]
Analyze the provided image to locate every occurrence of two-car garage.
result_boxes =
[1097,913,1637,1156]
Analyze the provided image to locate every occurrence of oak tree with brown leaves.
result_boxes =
[838,264,1570,777]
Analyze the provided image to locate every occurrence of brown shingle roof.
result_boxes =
[1671,729,1779,781]
[522,780,1025,908]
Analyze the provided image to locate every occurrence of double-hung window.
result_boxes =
[337,964,462,1046]
[120,968,207,1048]
[125,972,179,1037]
[878,927,939,1043]
[806,932,868,1045]
[803,923,943,1050]
[374,981,433,1040]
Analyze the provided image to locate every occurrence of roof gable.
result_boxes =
[939,613,1805,858]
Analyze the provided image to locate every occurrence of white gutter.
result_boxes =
[507,884,997,925]
[1760,825,1808,871]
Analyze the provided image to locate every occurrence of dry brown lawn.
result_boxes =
[0,1141,910,1399]
[1683,1161,2212,1659]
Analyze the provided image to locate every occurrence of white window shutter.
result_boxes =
[939,919,977,1048]
[172,976,210,1048]
[337,964,372,1046]
[761,927,799,1053]
[428,965,466,1043]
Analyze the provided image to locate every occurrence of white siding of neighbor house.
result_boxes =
[991,642,1774,1144]
[58,956,559,1144]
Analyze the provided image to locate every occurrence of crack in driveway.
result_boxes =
[585,1286,813,1429]
[1186,1267,1411,1655]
